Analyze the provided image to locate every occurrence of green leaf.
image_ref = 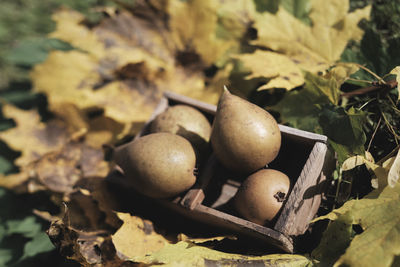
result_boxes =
[314,184,400,267]
[6,216,42,238]
[319,106,366,164]
[253,0,280,13]
[21,232,54,260]
[0,155,13,174]
[272,72,338,132]
[312,213,353,267]
[272,87,321,132]
[280,0,311,25]
[0,249,13,267]
[0,188,56,265]
[273,72,367,164]
[6,38,74,67]
[319,106,366,149]
[305,72,340,105]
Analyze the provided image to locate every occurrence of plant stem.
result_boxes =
[341,79,397,97]
[367,116,382,152]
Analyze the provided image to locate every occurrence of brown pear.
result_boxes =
[149,105,211,153]
[113,133,196,198]
[210,89,281,174]
[233,169,290,225]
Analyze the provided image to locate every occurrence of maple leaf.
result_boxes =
[0,103,122,193]
[273,68,365,164]
[0,104,69,168]
[235,50,304,90]
[137,241,313,266]
[111,212,170,261]
[31,4,243,132]
[244,0,370,90]
[314,183,400,267]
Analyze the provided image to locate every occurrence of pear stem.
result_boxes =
[274,191,286,202]
[223,85,230,94]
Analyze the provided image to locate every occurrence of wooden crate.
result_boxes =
[132,91,329,253]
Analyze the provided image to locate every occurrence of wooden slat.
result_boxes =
[278,125,327,144]
[180,155,218,210]
[274,142,327,236]
[161,201,294,253]
[128,91,331,252]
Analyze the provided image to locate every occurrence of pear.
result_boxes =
[210,88,281,174]
[149,105,211,154]
[233,169,290,225]
[113,133,196,198]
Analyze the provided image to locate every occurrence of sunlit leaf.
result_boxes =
[315,184,400,267]
[0,140,110,194]
[111,212,170,261]
[390,66,400,100]
[0,104,69,168]
[138,241,313,266]
[236,50,304,90]
[388,148,400,187]
[253,0,370,73]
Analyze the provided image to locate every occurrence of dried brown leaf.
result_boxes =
[0,104,70,167]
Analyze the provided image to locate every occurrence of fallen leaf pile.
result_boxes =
[5,0,400,266]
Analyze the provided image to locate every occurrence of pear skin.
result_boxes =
[234,169,290,225]
[211,89,281,174]
[114,133,196,198]
[150,105,211,154]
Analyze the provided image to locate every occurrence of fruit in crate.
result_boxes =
[233,169,290,225]
[150,104,211,153]
[113,133,197,198]
[210,88,281,174]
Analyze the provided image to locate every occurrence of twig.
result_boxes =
[347,78,374,84]
[376,145,400,165]
[355,63,387,84]
[380,110,400,144]
[341,79,398,98]
[367,117,382,152]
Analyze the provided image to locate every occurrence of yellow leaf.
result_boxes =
[111,212,169,261]
[50,8,105,59]
[236,50,304,90]
[390,66,400,100]
[324,62,360,86]
[215,0,256,40]
[341,153,388,189]
[253,0,371,73]
[32,7,227,132]
[177,233,236,243]
[0,140,110,193]
[161,65,222,105]
[168,0,232,66]
[137,241,312,266]
[31,50,162,129]
[32,50,100,105]
[317,184,400,267]
[388,149,400,187]
[0,104,69,167]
